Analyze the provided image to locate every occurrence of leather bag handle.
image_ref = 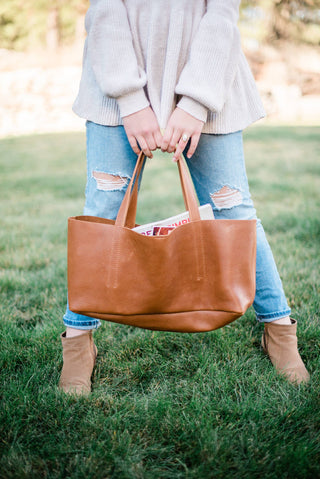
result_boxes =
[116,152,201,228]
[116,152,146,228]
[124,153,146,228]
[126,155,189,228]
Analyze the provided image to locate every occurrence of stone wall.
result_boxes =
[0,65,84,137]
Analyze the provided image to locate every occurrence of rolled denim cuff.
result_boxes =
[256,308,292,323]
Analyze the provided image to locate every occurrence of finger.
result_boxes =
[146,134,157,152]
[154,130,163,149]
[161,126,173,152]
[172,143,184,162]
[187,132,201,158]
[173,135,189,162]
[128,135,141,155]
[137,136,153,158]
[167,129,181,154]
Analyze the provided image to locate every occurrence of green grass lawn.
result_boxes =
[0,126,319,479]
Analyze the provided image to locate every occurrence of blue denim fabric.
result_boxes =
[63,121,291,329]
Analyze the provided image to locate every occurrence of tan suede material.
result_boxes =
[59,331,97,395]
[261,319,310,384]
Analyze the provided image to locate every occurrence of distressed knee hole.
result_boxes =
[92,171,129,191]
[210,186,243,210]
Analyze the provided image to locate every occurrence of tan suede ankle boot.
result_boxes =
[59,330,97,395]
[261,318,310,384]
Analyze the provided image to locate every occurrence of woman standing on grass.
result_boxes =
[59,0,309,394]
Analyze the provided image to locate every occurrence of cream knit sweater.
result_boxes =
[73,0,266,134]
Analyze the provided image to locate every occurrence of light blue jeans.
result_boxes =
[63,121,291,330]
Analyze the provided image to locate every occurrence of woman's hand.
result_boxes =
[161,108,204,162]
[122,107,163,158]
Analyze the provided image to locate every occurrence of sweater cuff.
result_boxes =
[177,96,208,123]
[117,89,150,118]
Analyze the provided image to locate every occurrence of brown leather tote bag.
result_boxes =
[68,152,256,333]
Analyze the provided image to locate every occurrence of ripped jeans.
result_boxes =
[63,121,291,329]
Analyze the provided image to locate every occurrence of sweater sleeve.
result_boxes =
[86,0,149,118]
[175,0,241,122]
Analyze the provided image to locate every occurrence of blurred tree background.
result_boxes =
[0,0,320,52]
[0,0,87,51]
[240,0,320,45]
